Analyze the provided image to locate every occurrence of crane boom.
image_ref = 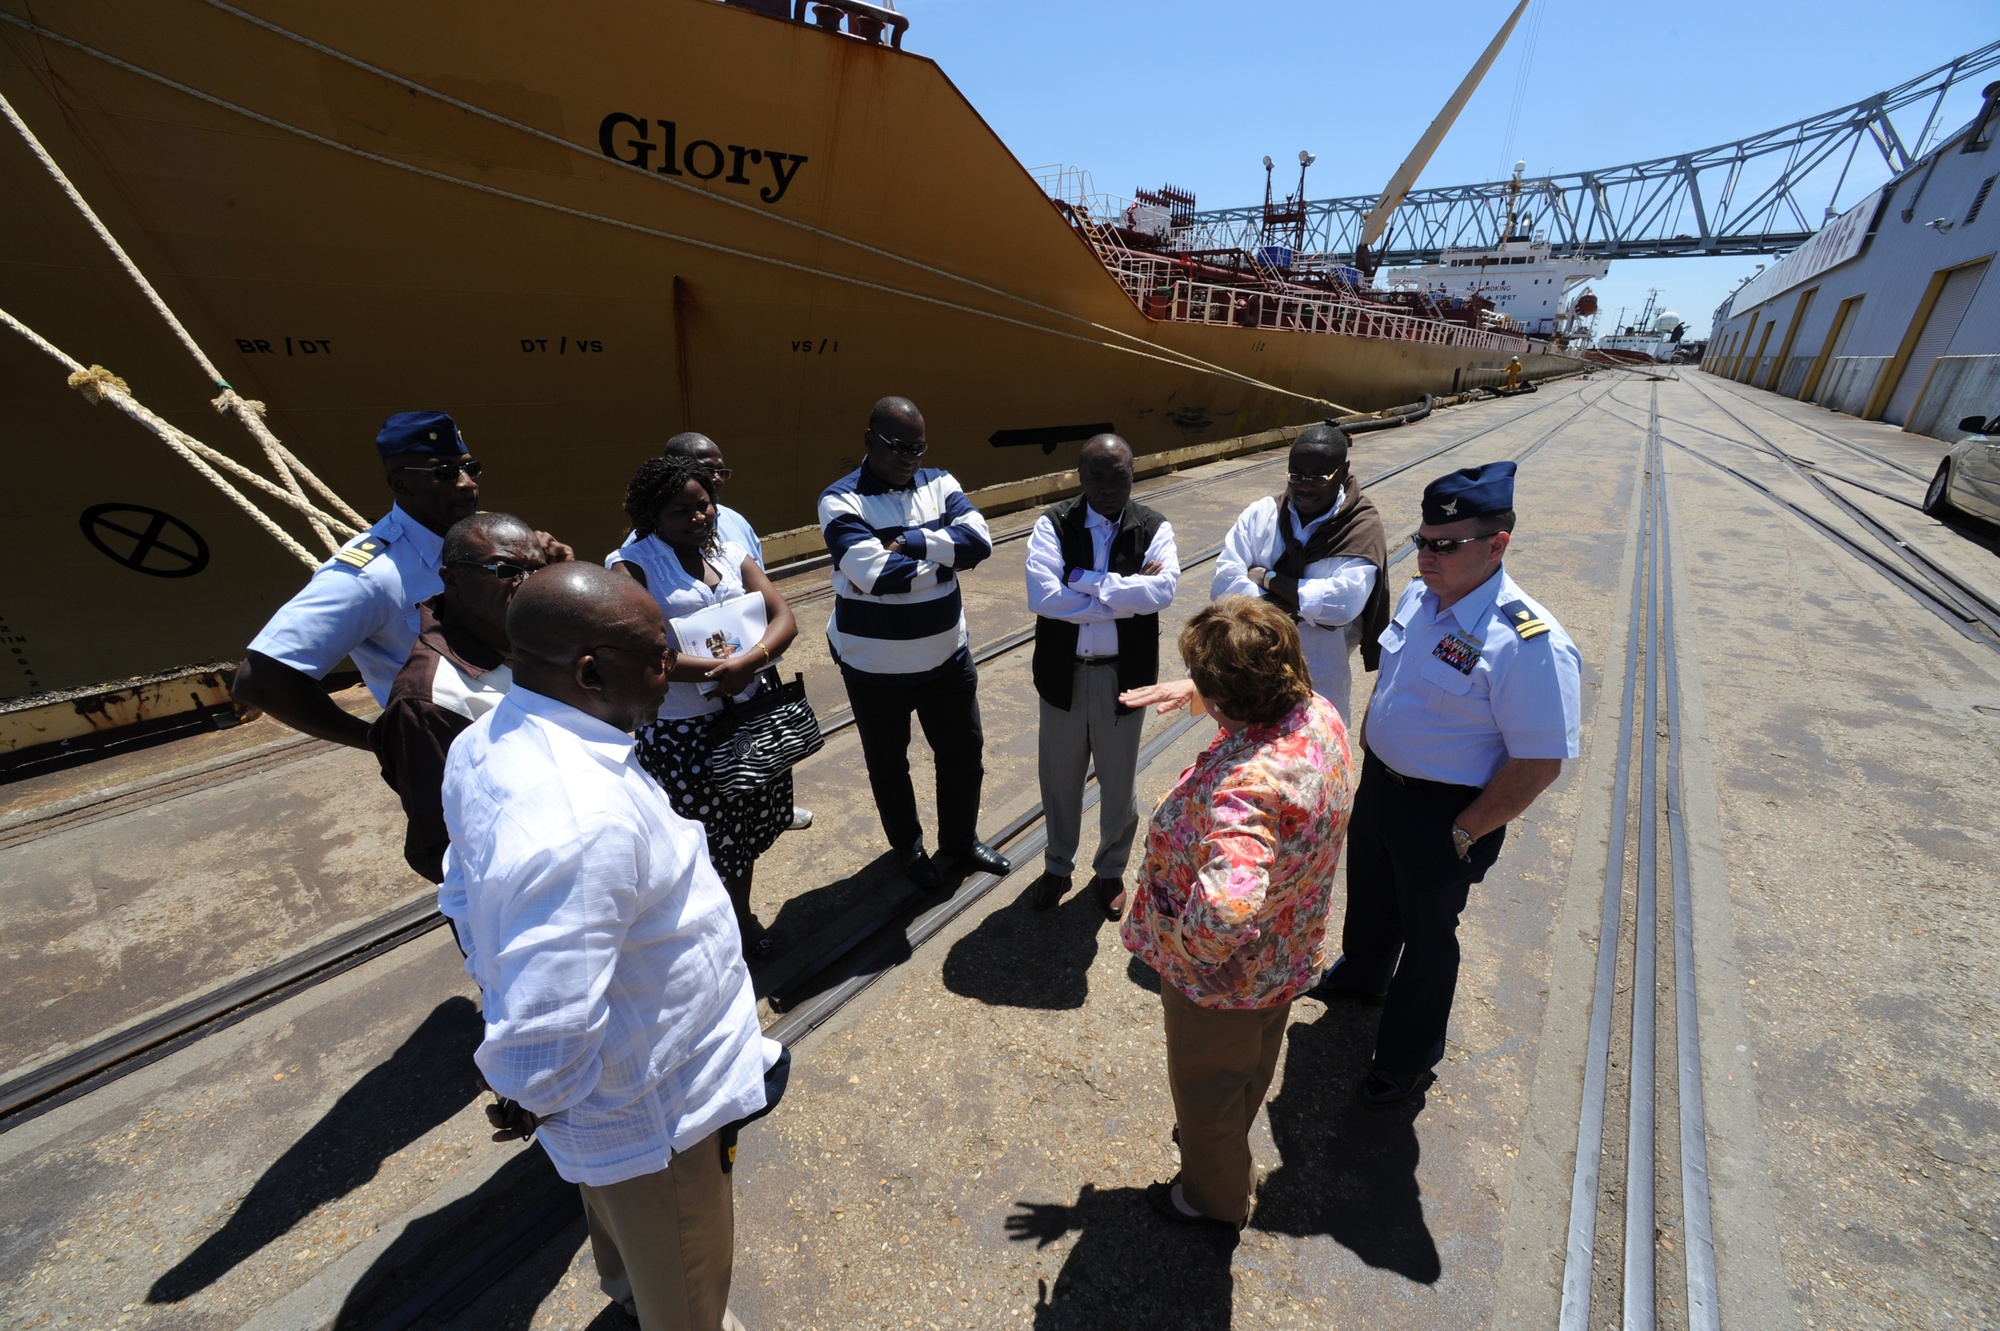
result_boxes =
[1358,0,1532,250]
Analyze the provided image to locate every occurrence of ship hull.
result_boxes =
[0,0,1573,695]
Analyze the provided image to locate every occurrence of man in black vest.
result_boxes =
[1024,435,1180,918]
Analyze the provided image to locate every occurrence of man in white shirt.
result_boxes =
[441,563,781,1331]
[1024,435,1179,917]
[1211,424,1389,723]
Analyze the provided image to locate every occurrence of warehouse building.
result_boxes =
[1704,82,2000,440]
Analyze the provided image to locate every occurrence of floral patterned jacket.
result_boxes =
[1121,694,1355,1009]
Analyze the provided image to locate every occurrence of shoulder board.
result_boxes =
[1497,598,1550,640]
[333,537,387,569]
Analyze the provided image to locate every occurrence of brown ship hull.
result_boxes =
[0,0,1573,696]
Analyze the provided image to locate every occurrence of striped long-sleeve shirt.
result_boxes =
[818,464,993,679]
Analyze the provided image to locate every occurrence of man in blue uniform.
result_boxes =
[233,411,569,748]
[1314,461,1582,1106]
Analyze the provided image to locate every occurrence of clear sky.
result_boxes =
[898,0,1996,338]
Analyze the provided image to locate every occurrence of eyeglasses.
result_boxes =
[589,641,676,670]
[867,429,928,458]
[449,558,542,583]
[396,458,483,482]
[707,466,735,483]
[1408,531,1496,555]
[1288,468,1346,485]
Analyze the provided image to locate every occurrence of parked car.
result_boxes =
[1922,416,2000,523]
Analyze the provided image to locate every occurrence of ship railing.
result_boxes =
[787,0,908,48]
[1166,279,1526,353]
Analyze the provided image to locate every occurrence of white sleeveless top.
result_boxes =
[606,536,760,719]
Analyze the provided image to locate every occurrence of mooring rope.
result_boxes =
[0,84,366,551]
[1,304,343,568]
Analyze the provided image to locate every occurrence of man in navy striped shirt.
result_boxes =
[818,397,1012,890]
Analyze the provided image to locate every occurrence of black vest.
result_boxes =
[1031,495,1166,712]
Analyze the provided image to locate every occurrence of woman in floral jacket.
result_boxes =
[1119,596,1355,1229]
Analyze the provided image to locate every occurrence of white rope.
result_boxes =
[3,10,1356,415]
[0,84,362,552]
[0,305,323,568]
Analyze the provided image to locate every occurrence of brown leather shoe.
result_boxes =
[1089,875,1126,920]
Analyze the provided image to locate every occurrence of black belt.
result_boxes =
[1364,748,1479,797]
[1075,656,1120,665]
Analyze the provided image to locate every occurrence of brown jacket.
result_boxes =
[368,599,512,883]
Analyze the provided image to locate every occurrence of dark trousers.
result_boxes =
[1332,749,1505,1075]
[842,655,985,856]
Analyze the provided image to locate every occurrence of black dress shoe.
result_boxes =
[1302,976,1388,1006]
[958,840,1012,877]
[900,842,943,891]
[1088,875,1125,920]
[1358,1067,1434,1108]
[1028,871,1071,910]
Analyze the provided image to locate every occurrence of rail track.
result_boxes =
[1560,383,1719,1331]
[1603,379,2000,650]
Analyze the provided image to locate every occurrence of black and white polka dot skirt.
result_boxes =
[635,711,792,881]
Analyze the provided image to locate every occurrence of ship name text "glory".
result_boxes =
[597,114,808,204]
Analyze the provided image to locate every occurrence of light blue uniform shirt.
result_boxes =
[715,504,762,566]
[246,504,445,705]
[1365,566,1581,787]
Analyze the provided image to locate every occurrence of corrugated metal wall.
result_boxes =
[1703,107,2000,441]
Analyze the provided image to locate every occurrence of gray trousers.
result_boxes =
[1038,661,1147,879]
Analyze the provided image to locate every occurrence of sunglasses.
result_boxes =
[449,558,542,583]
[1288,468,1346,485]
[707,466,735,483]
[867,429,928,458]
[396,458,483,482]
[1408,531,1496,555]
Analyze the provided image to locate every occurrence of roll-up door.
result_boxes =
[1884,261,1989,424]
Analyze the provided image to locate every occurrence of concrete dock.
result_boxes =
[3,371,1994,1331]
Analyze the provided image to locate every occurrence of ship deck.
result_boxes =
[3,372,1995,1330]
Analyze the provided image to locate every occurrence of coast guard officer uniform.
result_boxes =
[246,412,469,705]
[1321,461,1582,1103]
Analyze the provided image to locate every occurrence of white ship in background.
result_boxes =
[1382,162,1608,340]
[1596,290,1690,363]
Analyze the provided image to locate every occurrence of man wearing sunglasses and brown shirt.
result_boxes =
[233,411,571,747]
[371,511,551,887]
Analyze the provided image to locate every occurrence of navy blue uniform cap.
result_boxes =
[376,411,468,459]
[1422,460,1515,525]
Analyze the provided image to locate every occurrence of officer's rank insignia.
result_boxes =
[1508,606,1550,640]
[334,538,383,569]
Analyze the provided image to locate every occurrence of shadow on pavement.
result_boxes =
[1006,1183,1237,1329]
[148,996,485,1304]
[941,880,1112,1009]
[1252,1006,1441,1284]
[338,1146,582,1328]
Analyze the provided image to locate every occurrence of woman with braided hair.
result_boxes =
[608,452,798,959]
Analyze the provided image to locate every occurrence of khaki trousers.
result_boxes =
[1160,982,1291,1224]
[578,1129,745,1331]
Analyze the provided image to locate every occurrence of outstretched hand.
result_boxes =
[1118,678,1199,715]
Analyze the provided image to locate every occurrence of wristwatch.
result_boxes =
[1258,568,1274,591]
[1451,823,1475,861]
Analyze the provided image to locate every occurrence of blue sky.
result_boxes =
[900,0,1996,337]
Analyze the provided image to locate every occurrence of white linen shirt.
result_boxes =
[1023,507,1180,657]
[1364,566,1582,787]
[246,504,444,704]
[439,686,779,1187]
[1211,494,1378,722]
